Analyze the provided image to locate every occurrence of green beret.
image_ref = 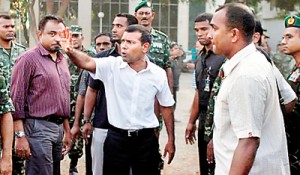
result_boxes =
[284,15,300,28]
[70,25,82,34]
[135,1,153,12]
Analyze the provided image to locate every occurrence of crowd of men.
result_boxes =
[0,1,299,175]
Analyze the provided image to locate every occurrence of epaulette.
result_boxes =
[13,42,26,49]
[153,29,168,39]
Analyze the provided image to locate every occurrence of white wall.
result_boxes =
[177,1,189,51]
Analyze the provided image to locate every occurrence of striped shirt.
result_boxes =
[10,43,70,120]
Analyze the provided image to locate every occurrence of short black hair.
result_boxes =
[194,13,213,23]
[116,13,138,26]
[38,14,65,31]
[125,25,151,45]
[216,3,255,43]
[0,15,12,20]
[93,32,113,44]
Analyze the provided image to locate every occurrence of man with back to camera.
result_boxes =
[10,15,72,175]
[185,13,225,175]
[210,3,290,174]
[61,24,175,175]
[281,15,300,174]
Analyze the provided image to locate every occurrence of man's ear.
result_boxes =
[152,11,156,18]
[231,28,240,43]
[37,30,42,39]
[143,42,151,53]
[81,35,85,41]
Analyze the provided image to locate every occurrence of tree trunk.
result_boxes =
[29,0,38,44]
[47,0,54,14]
[56,0,70,17]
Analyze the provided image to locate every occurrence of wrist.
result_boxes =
[14,131,26,138]
[83,118,91,125]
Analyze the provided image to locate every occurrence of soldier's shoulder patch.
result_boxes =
[288,68,300,83]
[154,30,168,39]
[13,42,26,49]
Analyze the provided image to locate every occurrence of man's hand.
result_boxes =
[70,124,80,140]
[60,27,73,54]
[163,140,175,164]
[62,132,72,157]
[0,156,12,175]
[185,123,196,145]
[15,137,31,160]
[207,139,214,164]
[82,123,92,144]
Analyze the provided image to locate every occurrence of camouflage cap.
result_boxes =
[284,15,300,28]
[135,1,153,12]
[70,25,82,34]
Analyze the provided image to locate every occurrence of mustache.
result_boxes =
[141,18,148,20]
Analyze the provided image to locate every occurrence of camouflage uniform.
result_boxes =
[68,48,95,162]
[148,28,171,69]
[272,51,294,79]
[203,60,225,175]
[285,63,300,174]
[0,42,26,175]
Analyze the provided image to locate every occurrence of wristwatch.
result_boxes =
[15,131,26,138]
[83,119,91,125]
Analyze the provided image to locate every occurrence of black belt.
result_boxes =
[109,125,154,137]
[27,115,66,125]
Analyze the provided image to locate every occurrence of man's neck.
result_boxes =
[0,40,12,49]
[293,52,300,65]
[204,44,212,52]
[129,59,147,72]
[116,43,121,55]
[143,25,152,32]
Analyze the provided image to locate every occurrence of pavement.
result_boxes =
[61,72,200,175]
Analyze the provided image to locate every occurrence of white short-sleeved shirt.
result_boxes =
[90,56,174,130]
[274,65,297,104]
[213,43,290,175]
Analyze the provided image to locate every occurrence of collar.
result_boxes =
[119,56,154,73]
[223,43,256,77]
[150,28,157,37]
[37,43,64,62]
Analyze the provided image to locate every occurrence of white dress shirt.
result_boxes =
[90,56,174,130]
[213,43,290,175]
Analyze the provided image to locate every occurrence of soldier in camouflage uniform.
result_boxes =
[0,15,26,175]
[281,15,300,175]
[0,59,14,175]
[68,25,95,175]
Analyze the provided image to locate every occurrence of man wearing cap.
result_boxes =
[281,15,300,174]
[68,25,95,175]
[134,1,173,136]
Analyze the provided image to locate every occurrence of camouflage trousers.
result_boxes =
[68,104,84,160]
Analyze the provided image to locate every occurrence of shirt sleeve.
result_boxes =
[89,56,115,83]
[227,75,266,139]
[273,65,297,104]
[156,70,175,107]
[10,56,32,120]
[78,70,89,96]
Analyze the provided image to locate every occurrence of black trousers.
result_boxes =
[103,128,160,175]
[198,129,208,175]
[85,136,93,175]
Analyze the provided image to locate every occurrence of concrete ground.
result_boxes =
[61,72,200,175]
